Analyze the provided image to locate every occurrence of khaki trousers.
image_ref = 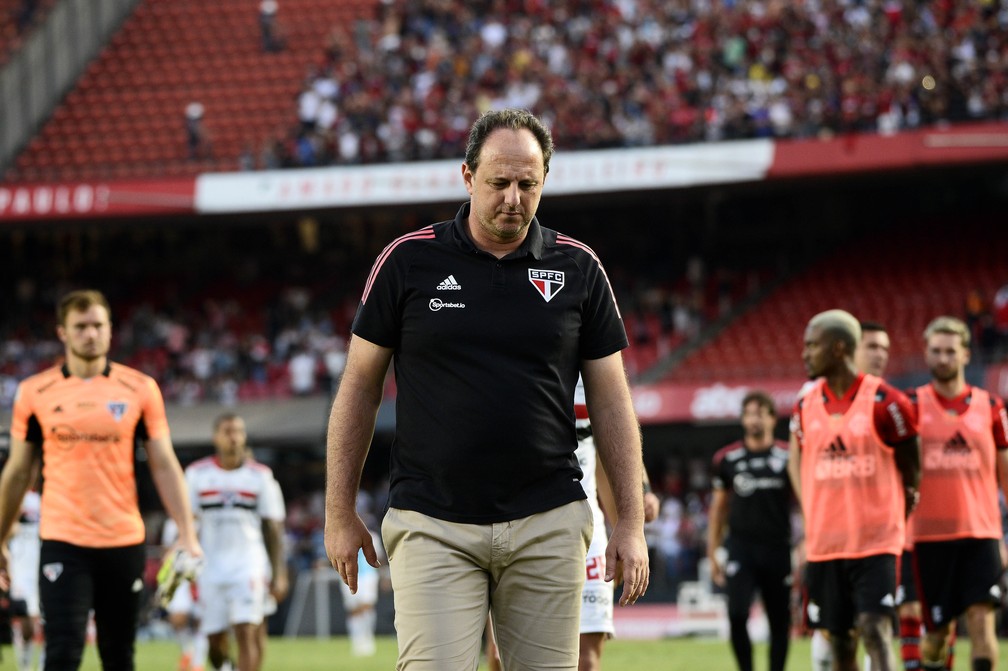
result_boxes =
[382,500,593,670]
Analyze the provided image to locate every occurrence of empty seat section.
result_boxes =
[668,219,1008,382]
[6,0,378,181]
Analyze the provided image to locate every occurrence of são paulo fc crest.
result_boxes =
[528,269,565,302]
[42,562,64,582]
[107,401,127,421]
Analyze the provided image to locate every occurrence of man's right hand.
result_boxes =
[708,553,726,588]
[324,514,380,594]
[178,530,203,560]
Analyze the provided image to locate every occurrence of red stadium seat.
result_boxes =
[667,220,1008,383]
[5,0,380,181]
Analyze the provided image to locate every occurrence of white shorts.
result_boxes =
[9,532,40,617]
[338,572,379,611]
[198,578,267,634]
[581,529,614,636]
[167,579,198,617]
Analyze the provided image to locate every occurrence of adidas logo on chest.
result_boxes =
[437,275,462,290]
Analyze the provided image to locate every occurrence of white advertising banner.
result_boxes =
[194,140,774,214]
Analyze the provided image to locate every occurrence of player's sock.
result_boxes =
[176,626,194,670]
[944,628,955,671]
[864,655,872,671]
[899,614,922,670]
[811,630,832,671]
[346,612,360,652]
[970,659,991,671]
[35,634,45,671]
[192,631,209,671]
[12,621,29,671]
[16,645,33,671]
[14,628,41,671]
[347,612,372,656]
[362,608,377,655]
[349,610,378,656]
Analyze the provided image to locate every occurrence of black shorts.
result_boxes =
[914,537,1004,629]
[805,554,897,635]
[723,538,792,620]
[40,540,146,671]
[896,549,918,606]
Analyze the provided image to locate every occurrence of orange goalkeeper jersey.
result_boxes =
[10,362,170,547]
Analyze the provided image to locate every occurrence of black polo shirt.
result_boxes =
[711,440,793,547]
[353,203,628,523]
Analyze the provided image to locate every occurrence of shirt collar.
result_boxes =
[821,372,864,403]
[61,362,112,378]
[451,202,544,261]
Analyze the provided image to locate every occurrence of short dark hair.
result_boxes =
[741,390,776,418]
[464,108,554,175]
[213,413,241,431]
[860,321,887,334]
[57,289,111,326]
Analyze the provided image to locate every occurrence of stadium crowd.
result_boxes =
[256,0,1008,169]
[0,270,717,407]
[0,274,359,408]
[0,219,754,407]
[3,225,1007,409]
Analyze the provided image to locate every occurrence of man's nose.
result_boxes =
[503,184,520,206]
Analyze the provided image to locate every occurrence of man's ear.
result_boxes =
[461,162,475,195]
[831,337,849,362]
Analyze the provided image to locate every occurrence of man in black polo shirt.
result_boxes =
[707,390,794,671]
[322,108,649,670]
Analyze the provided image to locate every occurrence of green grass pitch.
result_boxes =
[67,635,1006,670]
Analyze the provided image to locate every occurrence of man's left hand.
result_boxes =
[271,569,290,602]
[605,521,649,606]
